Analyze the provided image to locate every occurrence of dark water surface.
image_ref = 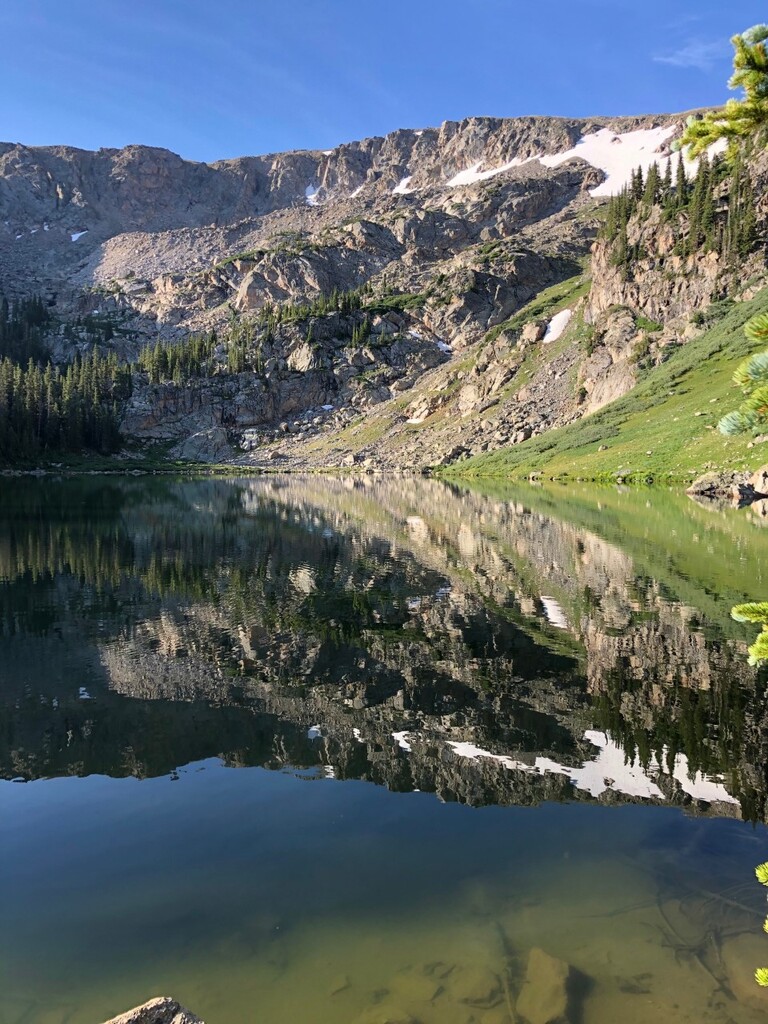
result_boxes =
[2,475,768,1024]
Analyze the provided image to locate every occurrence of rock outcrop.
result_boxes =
[687,464,768,508]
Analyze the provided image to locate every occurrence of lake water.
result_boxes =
[2,474,768,1024]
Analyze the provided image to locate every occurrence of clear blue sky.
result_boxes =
[0,0,764,162]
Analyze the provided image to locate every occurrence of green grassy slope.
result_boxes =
[448,288,768,482]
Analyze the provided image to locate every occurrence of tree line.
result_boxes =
[0,297,130,461]
[601,150,758,270]
[0,348,130,461]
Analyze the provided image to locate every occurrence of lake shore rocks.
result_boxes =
[686,466,768,509]
[102,997,203,1024]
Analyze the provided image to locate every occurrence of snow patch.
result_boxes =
[539,126,676,198]
[448,741,526,771]
[71,230,88,241]
[670,755,737,804]
[305,185,320,207]
[393,175,414,195]
[321,404,334,411]
[446,156,535,188]
[322,150,333,156]
[353,728,364,744]
[414,130,424,137]
[543,309,573,343]
[540,596,569,629]
[350,185,364,198]
[307,724,322,740]
[436,339,452,354]
[78,687,92,700]
[393,731,412,752]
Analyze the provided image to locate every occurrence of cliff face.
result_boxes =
[0,114,673,320]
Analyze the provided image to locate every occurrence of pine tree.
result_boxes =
[679,25,768,156]
[642,162,660,206]
[674,154,688,208]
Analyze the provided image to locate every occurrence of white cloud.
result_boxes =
[653,39,724,72]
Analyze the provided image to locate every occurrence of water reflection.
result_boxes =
[3,475,768,1024]
[1,475,766,816]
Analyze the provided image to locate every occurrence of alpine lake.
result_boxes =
[3,473,768,1024]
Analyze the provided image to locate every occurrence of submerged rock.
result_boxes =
[516,947,572,1024]
[388,966,443,1003]
[102,997,203,1024]
[721,933,768,1013]
[479,1009,515,1024]
[352,1005,419,1024]
[449,964,503,1007]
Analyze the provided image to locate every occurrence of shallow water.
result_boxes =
[1,475,768,1024]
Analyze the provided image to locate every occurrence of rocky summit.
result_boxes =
[1,112,765,468]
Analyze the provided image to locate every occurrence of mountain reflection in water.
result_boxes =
[2,475,768,1024]
[1,474,765,815]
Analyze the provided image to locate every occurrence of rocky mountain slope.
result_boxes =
[2,111,765,468]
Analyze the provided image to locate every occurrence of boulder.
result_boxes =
[520,320,546,344]
[287,341,319,373]
[458,383,481,416]
[516,947,572,1024]
[449,965,503,1008]
[750,464,768,497]
[686,471,757,507]
[102,997,203,1024]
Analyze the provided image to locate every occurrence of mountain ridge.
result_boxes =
[1,108,766,474]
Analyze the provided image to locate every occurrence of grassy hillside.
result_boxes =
[448,288,768,482]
